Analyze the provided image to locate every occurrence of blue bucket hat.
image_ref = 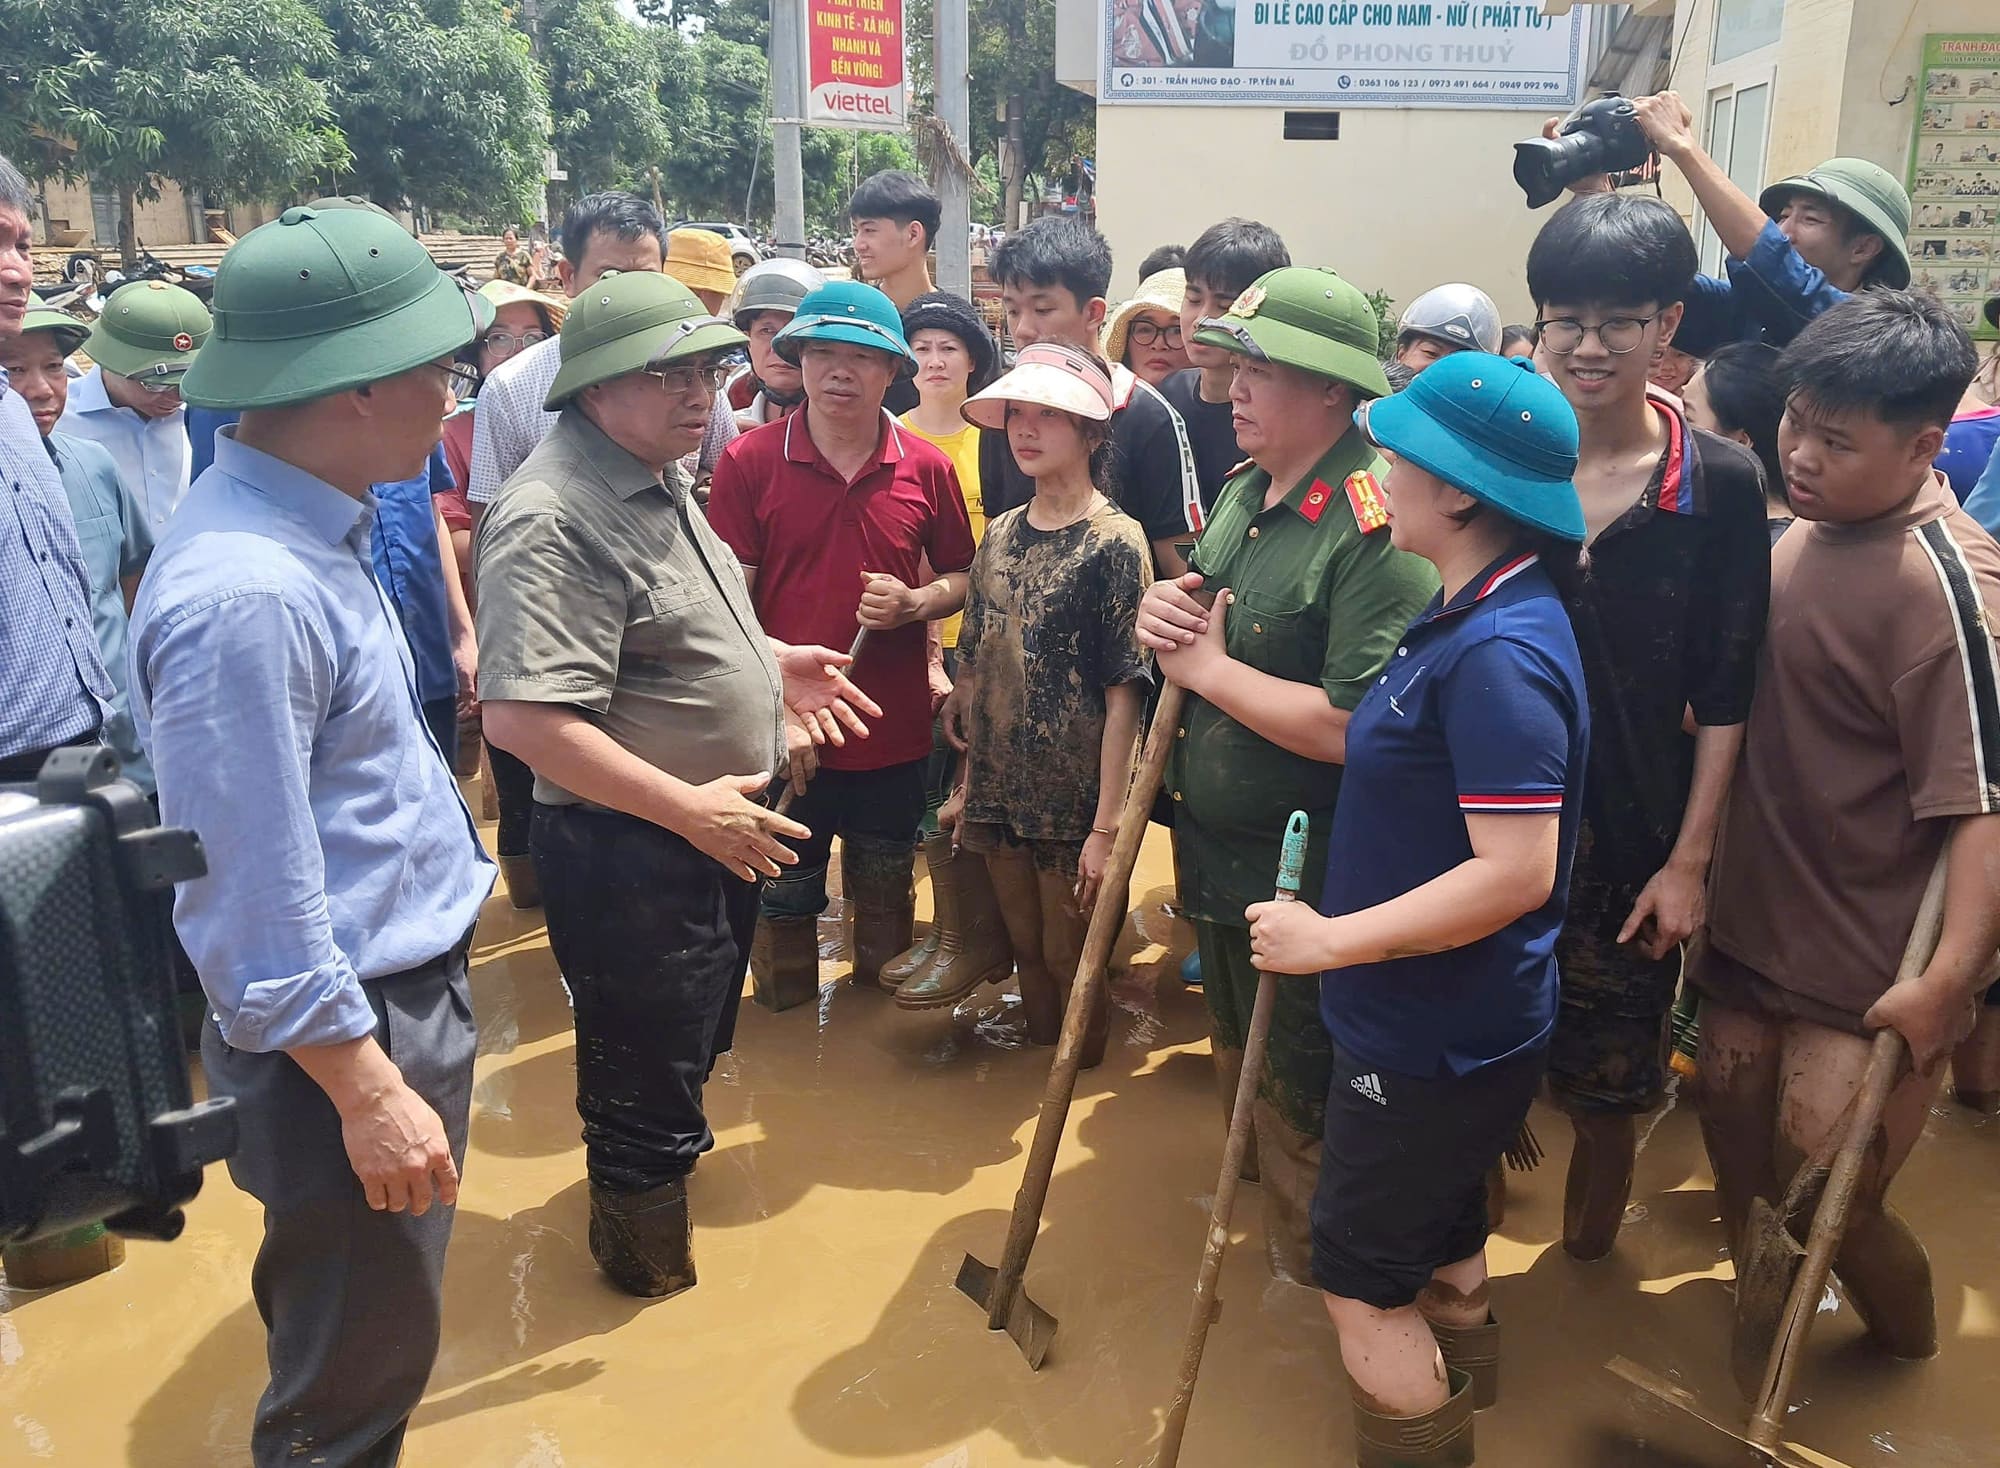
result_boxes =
[1357,352,1585,544]
[773,281,918,377]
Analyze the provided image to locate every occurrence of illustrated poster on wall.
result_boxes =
[1100,0,1588,109]
[1909,33,2000,340]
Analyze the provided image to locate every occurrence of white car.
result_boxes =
[676,221,763,275]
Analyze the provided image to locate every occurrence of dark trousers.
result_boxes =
[422,696,458,774]
[200,949,476,1468]
[488,743,535,859]
[531,801,758,1191]
[761,759,927,918]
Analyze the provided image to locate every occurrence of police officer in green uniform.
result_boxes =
[1138,266,1439,1283]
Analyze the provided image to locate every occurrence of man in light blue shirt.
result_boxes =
[0,157,113,779]
[0,306,155,790]
[129,203,493,1468]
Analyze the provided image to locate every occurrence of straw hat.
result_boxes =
[665,228,739,297]
[477,277,568,329]
[1101,267,1187,365]
[961,342,1115,431]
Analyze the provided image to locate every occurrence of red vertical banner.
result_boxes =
[804,0,907,131]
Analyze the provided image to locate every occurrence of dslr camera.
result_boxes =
[1515,92,1654,209]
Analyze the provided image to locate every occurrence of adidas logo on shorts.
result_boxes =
[1350,1072,1387,1106]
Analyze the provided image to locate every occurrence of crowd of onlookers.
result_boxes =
[6,81,2000,1468]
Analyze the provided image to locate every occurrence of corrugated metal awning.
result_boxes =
[1542,0,1675,15]
[1588,12,1673,94]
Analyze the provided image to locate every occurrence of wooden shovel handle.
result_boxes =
[1749,847,1950,1450]
[985,679,1188,1330]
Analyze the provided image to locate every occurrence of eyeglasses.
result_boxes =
[440,362,480,396]
[133,376,184,396]
[1533,315,1658,356]
[641,363,729,395]
[1127,319,1183,348]
[481,329,548,355]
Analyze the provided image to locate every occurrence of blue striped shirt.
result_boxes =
[0,367,112,763]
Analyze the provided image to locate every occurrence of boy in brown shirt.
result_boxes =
[1692,290,2000,1360]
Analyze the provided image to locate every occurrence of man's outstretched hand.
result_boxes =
[772,641,884,746]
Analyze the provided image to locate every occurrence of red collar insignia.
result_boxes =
[1299,478,1334,524]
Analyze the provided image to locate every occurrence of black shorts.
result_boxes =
[1310,1041,1548,1309]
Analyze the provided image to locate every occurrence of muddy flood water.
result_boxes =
[4,799,1998,1466]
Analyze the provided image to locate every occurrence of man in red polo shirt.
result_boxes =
[708,281,975,1008]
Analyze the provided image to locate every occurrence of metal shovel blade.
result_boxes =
[955,1253,1058,1369]
[1732,1193,1808,1398]
[1605,1356,1848,1468]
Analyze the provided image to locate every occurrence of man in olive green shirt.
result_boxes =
[477,272,878,1300]
[1139,267,1438,1284]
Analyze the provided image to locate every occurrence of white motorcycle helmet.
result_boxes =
[729,257,827,329]
[1397,283,1504,356]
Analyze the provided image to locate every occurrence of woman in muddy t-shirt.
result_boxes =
[926,344,1153,1068]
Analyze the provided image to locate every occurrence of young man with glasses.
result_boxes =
[1524,194,1770,1261]
[476,271,879,1296]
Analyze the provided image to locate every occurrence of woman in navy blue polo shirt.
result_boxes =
[1247,353,1589,1466]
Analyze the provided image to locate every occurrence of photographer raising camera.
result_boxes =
[1537,91,1911,351]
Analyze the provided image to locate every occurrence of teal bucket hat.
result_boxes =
[1357,353,1585,544]
[544,270,747,410]
[180,205,493,411]
[1759,158,1912,289]
[774,281,918,376]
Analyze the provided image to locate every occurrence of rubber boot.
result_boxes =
[498,852,541,911]
[1561,1110,1636,1261]
[1211,1043,1260,1184]
[1250,1097,1319,1285]
[588,1178,696,1298]
[1428,1312,1501,1410]
[1352,1366,1476,1468]
[750,913,821,1012]
[2,1224,125,1289]
[897,845,1014,1010]
[1037,866,1108,1070]
[880,833,955,992]
[843,838,916,990]
[1952,1006,2000,1114]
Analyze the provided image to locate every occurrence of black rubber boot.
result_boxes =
[497,853,541,911]
[1352,1367,1476,1467]
[843,837,916,990]
[750,913,820,1012]
[588,1179,695,1299]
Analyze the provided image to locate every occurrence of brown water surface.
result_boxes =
[4,811,1997,1466]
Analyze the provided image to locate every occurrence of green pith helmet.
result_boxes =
[17,306,91,358]
[1193,267,1393,400]
[543,269,747,410]
[179,205,493,411]
[85,280,211,383]
[1759,158,1912,288]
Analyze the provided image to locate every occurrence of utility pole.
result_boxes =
[769,0,808,260]
[935,0,972,296]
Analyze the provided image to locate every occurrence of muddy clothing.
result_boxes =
[1311,1038,1546,1309]
[492,246,533,285]
[1158,368,1243,519]
[1701,476,2000,1023]
[958,502,1153,842]
[532,804,755,1188]
[707,410,975,772]
[979,365,1201,546]
[1168,430,1440,927]
[473,410,784,807]
[1549,402,1768,1113]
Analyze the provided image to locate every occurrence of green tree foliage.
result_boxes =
[905,0,1094,221]
[313,0,548,221]
[538,0,673,199]
[0,0,350,262]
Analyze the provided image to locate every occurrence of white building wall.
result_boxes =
[1095,104,1554,322]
